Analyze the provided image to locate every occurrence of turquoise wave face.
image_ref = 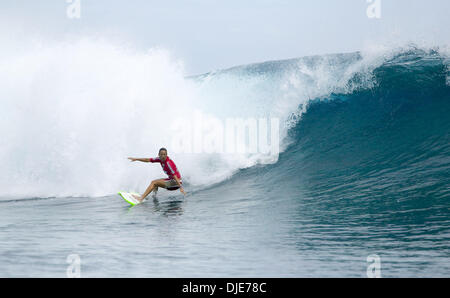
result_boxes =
[220,49,450,222]
[289,49,449,200]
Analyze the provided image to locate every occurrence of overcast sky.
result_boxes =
[1,0,449,75]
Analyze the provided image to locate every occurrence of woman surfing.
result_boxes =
[128,148,186,203]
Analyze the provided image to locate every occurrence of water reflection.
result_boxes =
[126,196,184,217]
[152,197,184,217]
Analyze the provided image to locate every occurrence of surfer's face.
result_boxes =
[159,150,167,161]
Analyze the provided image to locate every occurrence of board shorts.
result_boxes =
[164,178,182,191]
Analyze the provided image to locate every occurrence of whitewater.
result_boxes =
[0,38,449,277]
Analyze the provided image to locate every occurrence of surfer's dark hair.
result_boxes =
[159,147,167,154]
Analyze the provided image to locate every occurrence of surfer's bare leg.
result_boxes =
[135,179,166,202]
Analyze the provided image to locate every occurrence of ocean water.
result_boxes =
[0,43,449,277]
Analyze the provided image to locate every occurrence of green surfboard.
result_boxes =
[118,191,142,206]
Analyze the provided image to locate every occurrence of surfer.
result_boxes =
[128,148,186,202]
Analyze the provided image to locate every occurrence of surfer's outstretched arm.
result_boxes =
[128,157,150,162]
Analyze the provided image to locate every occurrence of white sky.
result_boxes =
[1,0,449,75]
